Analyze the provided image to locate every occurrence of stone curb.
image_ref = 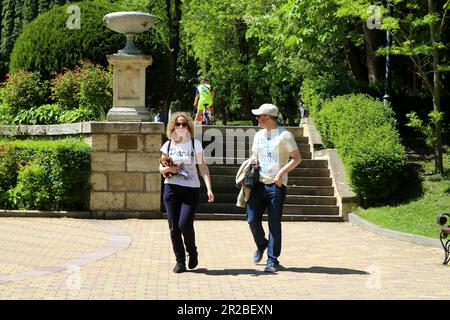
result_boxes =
[0,210,163,219]
[348,212,441,249]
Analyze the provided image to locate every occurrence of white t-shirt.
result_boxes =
[251,127,298,186]
[160,139,203,188]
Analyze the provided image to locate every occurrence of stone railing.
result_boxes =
[0,122,164,218]
[301,118,359,221]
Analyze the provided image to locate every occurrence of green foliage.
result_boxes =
[318,94,407,206]
[301,70,362,119]
[9,1,125,78]
[0,71,48,114]
[0,0,90,80]
[12,104,62,125]
[58,107,94,123]
[0,139,91,210]
[8,161,52,210]
[0,143,18,208]
[77,62,112,119]
[406,110,445,148]
[51,61,112,118]
[0,104,14,125]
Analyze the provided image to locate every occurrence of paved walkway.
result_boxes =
[0,217,449,300]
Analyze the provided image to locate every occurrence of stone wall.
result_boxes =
[0,122,164,217]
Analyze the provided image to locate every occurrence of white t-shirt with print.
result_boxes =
[251,127,298,186]
[160,139,203,188]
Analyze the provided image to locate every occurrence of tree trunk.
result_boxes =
[429,0,444,174]
[164,0,182,123]
[343,24,367,81]
[363,24,385,85]
[236,19,253,119]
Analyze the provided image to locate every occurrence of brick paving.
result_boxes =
[0,217,449,299]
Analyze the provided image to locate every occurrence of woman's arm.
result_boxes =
[197,152,214,202]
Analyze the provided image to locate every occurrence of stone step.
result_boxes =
[204,158,329,168]
[208,166,330,177]
[163,212,344,222]
[202,151,312,160]
[200,185,335,196]
[201,193,336,205]
[205,175,333,187]
[195,203,339,215]
[202,142,311,152]
[197,125,303,136]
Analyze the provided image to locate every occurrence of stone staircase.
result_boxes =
[180,125,343,222]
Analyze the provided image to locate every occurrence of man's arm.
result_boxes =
[274,150,302,187]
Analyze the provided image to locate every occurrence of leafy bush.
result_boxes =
[9,1,172,113]
[9,1,125,78]
[51,61,112,118]
[0,71,48,113]
[0,139,91,210]
[301,70,362,118]
[59,107,95,123]
[12,104,63,125]
[0,143,18,208]
[8,162,52,210]
[0,105,14,125]
[318,94,407,206]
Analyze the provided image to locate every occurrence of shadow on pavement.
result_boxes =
[190,266,369,276]
[281,266,369,275]
[190,268,271,276]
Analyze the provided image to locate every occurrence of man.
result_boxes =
[193,77,215,125]
[247,103,302,272]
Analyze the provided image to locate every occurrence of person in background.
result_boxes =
[193,76,215,125]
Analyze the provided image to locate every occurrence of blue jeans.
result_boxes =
[163,184,199,263]
[246,182,287,264]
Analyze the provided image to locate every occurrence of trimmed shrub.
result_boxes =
[318,94,407,206]
[9,162,52,210]
[0,139,91,210]
[9,1,125,78]
[9,1,171,113]
[0,71,48,113]
[301,70,362,118]
[0,143,18,208]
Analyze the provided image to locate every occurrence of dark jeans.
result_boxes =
[163,184,200,263]
[246,182,287,264]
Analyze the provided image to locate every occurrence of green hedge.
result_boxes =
[9,1,124,77]
[0,139,91,211]
[316,94,407,206]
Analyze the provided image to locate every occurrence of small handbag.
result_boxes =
[244,160,260,188]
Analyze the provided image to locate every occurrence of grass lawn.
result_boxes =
[355,149,450,239]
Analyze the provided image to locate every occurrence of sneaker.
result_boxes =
[264,261,279,273]
[252,250,264,264]
[188,252,198,269]
[173,262,186,273]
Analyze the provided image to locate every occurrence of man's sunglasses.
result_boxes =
[175,122,188,127]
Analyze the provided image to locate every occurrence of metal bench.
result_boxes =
[437,213,450,265]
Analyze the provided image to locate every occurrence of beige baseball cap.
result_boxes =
[251,103,279,117]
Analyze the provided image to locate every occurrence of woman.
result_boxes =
[160,112,214,273]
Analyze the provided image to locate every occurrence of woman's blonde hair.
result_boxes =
[166,112,195,139]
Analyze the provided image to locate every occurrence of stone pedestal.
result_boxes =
[106,54,153,121]
[84,122,164,216]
